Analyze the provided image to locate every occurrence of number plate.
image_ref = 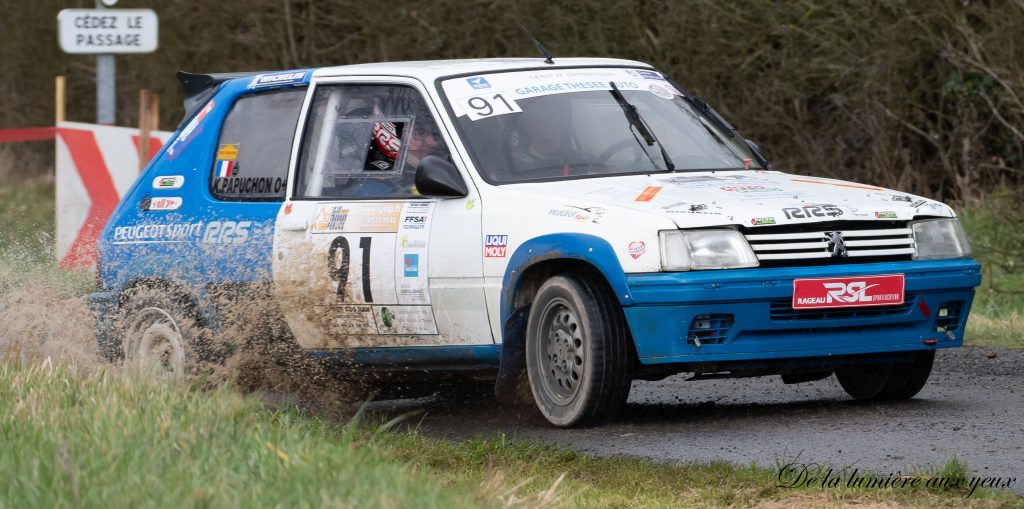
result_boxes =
[792,274,905,309]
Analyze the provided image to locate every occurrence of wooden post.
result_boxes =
[137,89,159,171]
[55,76,66,123]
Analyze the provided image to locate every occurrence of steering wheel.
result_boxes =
[597,138,645,165]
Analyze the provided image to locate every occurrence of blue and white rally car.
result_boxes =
[90,58,980,427]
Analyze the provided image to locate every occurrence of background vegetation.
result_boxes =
[4,0,1024,203]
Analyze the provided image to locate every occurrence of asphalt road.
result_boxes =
[382,346,1024,494]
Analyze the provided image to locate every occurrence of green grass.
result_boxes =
[958,191,1024,348]
[0,363,1018,508]
[0,363,494,508]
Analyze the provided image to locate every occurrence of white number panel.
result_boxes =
[273,201,439,348]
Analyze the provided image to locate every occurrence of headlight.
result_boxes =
[911,218,971,260]
[659,229,759,271]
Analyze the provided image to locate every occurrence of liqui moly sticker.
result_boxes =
[792,274,905,309]
[484,234,508,258]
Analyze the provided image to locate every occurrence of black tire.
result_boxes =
[835,351,935,401]
[525,273,633,427]
[116,288,209,376]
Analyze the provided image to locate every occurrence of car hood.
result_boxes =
[500,170,953,228]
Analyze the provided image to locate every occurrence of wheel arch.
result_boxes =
[494,233,635,402]
[117,277,212,327]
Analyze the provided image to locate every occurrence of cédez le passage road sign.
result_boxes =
[57,9,158,54]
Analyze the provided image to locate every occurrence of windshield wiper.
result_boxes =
[608,82,675,171]
[669,80,771,169]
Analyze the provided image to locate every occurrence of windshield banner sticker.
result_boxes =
[444,68,667,118]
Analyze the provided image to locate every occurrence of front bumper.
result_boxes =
[623,258,981,365]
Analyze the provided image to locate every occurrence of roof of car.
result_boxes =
[313,57,654,80]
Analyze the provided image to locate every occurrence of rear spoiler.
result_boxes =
[175,71,262,128]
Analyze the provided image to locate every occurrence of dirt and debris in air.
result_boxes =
[0,270,369,419]
[202,283,370,418]
[0,282,99,370]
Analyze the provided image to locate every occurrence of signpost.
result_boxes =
[57,4,158,124]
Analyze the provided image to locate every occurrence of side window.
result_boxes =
[211,88,306,201]
[295,84,454,199]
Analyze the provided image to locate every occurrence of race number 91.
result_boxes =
[462,93,522,121]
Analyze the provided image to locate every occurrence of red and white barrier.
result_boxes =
[55,121,172,270]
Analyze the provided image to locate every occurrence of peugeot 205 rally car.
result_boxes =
[89,58,980,427]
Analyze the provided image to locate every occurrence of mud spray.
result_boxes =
[0,245,366,419]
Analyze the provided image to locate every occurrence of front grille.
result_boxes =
[744,221,915,267]
[687,314,733,345]
[770,293,917,321]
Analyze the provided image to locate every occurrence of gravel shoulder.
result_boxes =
[384,346,1024,494]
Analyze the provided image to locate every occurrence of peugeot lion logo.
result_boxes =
[825,231,848,258]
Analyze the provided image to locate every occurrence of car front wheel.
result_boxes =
[835,350,935,401]
[525,274,633,427]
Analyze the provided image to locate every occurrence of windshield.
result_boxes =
[441,68,760,185]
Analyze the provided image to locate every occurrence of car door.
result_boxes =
[272,78,491,350]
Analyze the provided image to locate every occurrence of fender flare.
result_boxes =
[494,233,634,401]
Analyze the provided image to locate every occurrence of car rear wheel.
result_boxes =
[835,350,935,401]
[525,274,633,427]
[118,290,206,377]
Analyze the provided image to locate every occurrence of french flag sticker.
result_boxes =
[217,159,235,178]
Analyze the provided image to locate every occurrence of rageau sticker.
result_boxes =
[792,274,905,309]
[152,175,184,190]
[248,70,307,89]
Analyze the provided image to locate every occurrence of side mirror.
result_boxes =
[414,156,468,197]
